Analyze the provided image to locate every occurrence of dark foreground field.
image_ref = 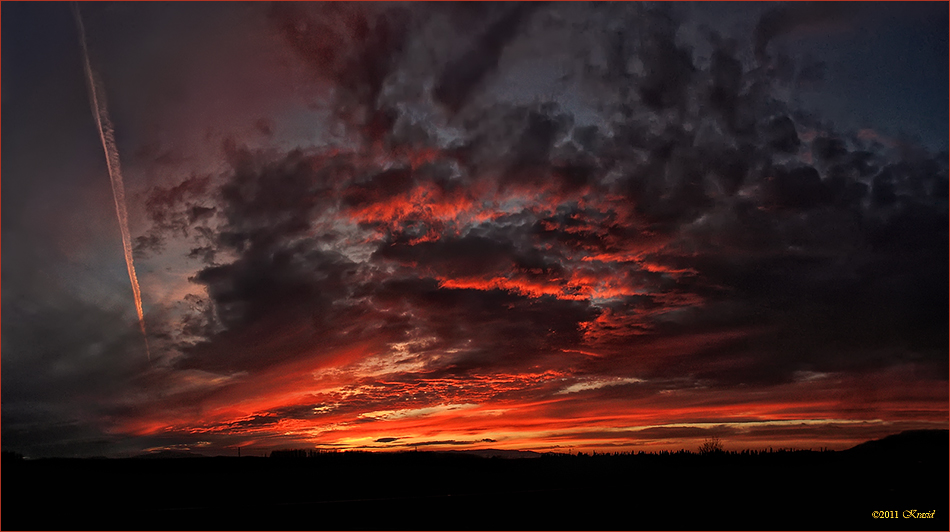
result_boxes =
[2,430,947,531]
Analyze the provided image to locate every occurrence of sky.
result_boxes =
[2,1,947,458]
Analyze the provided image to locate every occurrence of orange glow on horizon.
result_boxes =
[117,352,948,454]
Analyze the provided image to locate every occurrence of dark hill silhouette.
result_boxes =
[845,429,948,456]
[443,448,542,459]
[131,449,207,459]
[3,431,946,531]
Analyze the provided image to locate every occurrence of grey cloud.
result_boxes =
[434,3,542,114]
[753,2,852,63]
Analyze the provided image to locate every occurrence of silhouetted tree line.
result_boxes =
[0,445,853,464]
[556,447,834,457]
[262,445,838,462]
[2,450,25,462]
[269,448,339,459]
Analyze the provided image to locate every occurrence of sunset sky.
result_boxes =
[3,1,947,458]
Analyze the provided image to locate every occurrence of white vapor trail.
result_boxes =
[74,4,152,363]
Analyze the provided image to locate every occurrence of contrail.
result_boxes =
[74,4,151,363]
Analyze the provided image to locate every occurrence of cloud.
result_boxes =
[268,2,412,145]
[434,3,543,113]
[409,439,488,447]
[636,16,695,110]
[135,174,214,258]
[753,3,852,63]
[268,2,408,109]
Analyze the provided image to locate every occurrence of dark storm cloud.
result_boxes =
[269,2,409,110]
[342,167,415,209]
[268,1,416,147]
[636,15,695,110]
[812,136,848,163]
[532,204,645,259]
[764,115,801,153]
[502,106,577,190]
[762,164,828,210]
[222,413,281,430]
[215,146,337,250]
[171,151,377,372]
[753,2,852,63]
[407,439,490,447]
[366,277,599,376]
[706,41,745,126]
[135,174,214,258]
[374,234,522,279]
[186,246,217,265]
[795,55,827,86]
[434,2,542,113]
[618,145,714,233]
[558,6,946,387]
[641,158,948,385]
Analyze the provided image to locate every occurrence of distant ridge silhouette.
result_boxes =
[441,448,542,459]
[844,429,948,456]
[131,449,206,459]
